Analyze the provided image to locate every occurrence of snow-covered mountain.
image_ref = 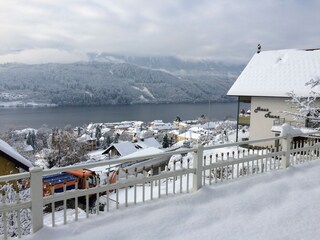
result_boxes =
[0,56,243,106]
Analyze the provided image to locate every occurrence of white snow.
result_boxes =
[77,134,96,142]
[228,48,320,97]
[132,86,155,99]
[85,91,93,98]
[121,147,163,159]
[141,87,155,99]
[272,123,317,136]
[28,160,320,240]
[139,95,149,102]
[178,130,201,140]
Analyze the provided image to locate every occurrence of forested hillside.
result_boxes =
[0,56,243,106]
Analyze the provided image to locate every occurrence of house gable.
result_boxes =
[0,139,33,173]
[0,155,19,175]
[102,142,139,156]
[102,137,161,157]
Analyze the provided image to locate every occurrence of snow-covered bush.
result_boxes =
[0,183,31,237]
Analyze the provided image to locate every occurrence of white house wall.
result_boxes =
[249,96,299,145]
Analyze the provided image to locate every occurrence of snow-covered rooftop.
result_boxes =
[103,138,161,157]
[178,130,201,140]
[136,137,161,149]
[227,48,320,97]
[77,134,96,143]
[121,147,164,159]
[0,139,33,171]
[103,142,138,156]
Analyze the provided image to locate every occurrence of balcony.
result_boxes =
[238,115,250,125]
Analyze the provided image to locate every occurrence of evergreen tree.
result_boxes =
[113,133,119,143]
[26,131,36,151]
[162,134,169,148]
[106,135,112,147]
[95,125,102,147]
[169,136,174,147]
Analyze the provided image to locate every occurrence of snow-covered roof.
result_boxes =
[121,147,164,159]
[136,137,161,149]
[227,48,320,97]
[102,138,161,157]
[103,142,139,156]
[77,134,96,143]
[178,131,201,140]
[0,139,33,171]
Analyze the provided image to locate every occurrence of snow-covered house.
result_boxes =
[149,120,177,131]
[228,48,320,145]
[102,137,161,158]
[177,130,201,141]
[77,134,97,151]
[0,139,33,176]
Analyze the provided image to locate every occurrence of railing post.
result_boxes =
[193,145,203,192]
[281,136,292,169]
[30,167,44,233]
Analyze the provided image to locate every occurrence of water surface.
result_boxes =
[0,103,241,131]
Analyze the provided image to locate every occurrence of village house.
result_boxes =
[0,138,33,176]
[149,120,177,132]
[77,134,97,151]
[177,129,201,142]
[228,48,320,145]
[102,137,161,158]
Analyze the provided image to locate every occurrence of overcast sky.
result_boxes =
[0,0,319,64]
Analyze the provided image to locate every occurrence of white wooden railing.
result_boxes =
[1,132,320,239]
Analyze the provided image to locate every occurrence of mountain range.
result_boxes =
[0,54,244,106]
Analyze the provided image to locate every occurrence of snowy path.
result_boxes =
[27,161,320,240]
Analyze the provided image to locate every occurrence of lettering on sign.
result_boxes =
[254,107,269,113]
[264,112,280,119]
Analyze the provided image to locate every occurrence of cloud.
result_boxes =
[0,49,88,64]
[0,0,320,63]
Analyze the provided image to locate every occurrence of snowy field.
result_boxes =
[26,160,320,240]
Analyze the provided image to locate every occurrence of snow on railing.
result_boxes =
[289,138,320,165]
[1,132,320,239]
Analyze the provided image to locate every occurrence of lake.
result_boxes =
[0,102,244,132]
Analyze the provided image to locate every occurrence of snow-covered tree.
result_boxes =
[48,129,88,167]
[0,183,31,237]
[284,78,320,128]
[36,125,51,149]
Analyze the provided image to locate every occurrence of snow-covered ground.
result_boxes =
[27,160,320,240]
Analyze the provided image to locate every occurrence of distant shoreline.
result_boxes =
[0,99,237,109]
[0,101,58,108]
